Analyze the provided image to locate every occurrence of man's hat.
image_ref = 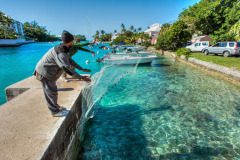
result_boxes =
[61,30,74,43]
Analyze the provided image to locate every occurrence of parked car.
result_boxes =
[186,41,209,52]
[202,41,240,57]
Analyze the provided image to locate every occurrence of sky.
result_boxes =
[0,0,200,39]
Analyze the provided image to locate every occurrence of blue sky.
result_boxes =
[0,0,199,38]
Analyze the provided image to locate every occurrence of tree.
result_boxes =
[114,29,117,33]
[121,23,126,33]
[75,34,86,41]
[99,33,112,42]
[0,11,17,39]
[112,35,127,45]
[112,27,150,46]
[155,23,171,53]
[130,25,134,32]
[155,21,191,51]
[93,30,100,40]
[229,21,240,41]
[138,27,142,32]
[100,30,105,35]
[179,0,240,41]
[23,21,59,42]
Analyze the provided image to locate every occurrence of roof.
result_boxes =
[192,35,211,41]
[144,23,161,33]
[191,35,212,42]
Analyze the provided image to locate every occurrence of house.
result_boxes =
[111,33,120,41]
[10,20,24,38]
[144,23,161,45]
[191,35,212,43]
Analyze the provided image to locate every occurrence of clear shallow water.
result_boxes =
[80,58,240,160]
[0,42,108,105]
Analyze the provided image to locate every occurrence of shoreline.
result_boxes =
[0,39,35,47]
[149,48,240,86]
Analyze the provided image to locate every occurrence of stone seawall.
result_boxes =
[149,48,240,84]
[0,76,89,160]
[0,39,34,47]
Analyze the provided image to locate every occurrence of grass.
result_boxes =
[190,52,240,70]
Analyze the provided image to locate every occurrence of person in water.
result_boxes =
[34,30,92,117]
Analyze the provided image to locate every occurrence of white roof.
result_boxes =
[192,36,206,40]
[144,23,161,33]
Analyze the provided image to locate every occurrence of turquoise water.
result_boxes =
[80,58,240,159]
[0,42,108,105]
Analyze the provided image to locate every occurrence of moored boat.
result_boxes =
[103,54,158,65]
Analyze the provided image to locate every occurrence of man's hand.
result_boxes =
[82,68,91,72]
[79,76,91,82]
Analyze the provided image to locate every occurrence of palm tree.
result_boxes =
[130,25,134,32]
[121,23,126,33]
[100,30,105,35]
[93,30,100,39]
[114,29,117,33]
[138,27,142,32]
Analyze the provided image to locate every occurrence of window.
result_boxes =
[202,42,208,46]
[229,42,235,47]
[237,42,240,47]
[220,42,227,47]
[213,43,220,47]
[195,43,200,47]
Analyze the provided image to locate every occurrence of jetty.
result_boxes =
[0,76,89,160]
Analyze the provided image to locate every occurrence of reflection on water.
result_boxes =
[79,58,240,159]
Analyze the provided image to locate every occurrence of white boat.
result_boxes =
[116,52,155,58]
[103,55,158,65]
[113,45,146,53]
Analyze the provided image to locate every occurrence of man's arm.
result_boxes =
[77,42,91,47]
[77,46,94,54]
[69,58,83,70]
[55,52,83,78]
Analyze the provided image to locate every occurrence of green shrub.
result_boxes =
[176,48,191,59]
[142,41,151,47]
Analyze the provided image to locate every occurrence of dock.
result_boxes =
[0,76,89,160]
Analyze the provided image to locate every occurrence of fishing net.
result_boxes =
[77,59,140,141]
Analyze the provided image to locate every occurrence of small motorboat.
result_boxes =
[103,54,158,65]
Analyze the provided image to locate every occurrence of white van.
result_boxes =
[186,41,210,52]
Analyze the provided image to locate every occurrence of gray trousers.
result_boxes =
[41,77,60,113]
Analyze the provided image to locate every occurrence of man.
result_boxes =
[61,38,94,80]
[34,30,92,117]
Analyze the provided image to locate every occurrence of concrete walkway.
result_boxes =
[0,76,89,160]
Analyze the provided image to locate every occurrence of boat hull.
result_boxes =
[103,56,158,65]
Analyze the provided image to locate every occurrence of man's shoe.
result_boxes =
[52,110,69,117]
[59,106,67,111]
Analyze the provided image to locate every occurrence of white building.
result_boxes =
[10,20,24,38]
[111,33,120,41]
[144,23,161,45]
